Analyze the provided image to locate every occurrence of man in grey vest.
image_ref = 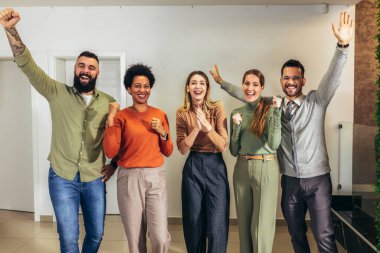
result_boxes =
[210,12,353,253]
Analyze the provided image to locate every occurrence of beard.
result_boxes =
[73,73,97,93]
[282,84,303,98]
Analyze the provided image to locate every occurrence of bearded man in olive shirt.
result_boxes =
[0,8,118,253]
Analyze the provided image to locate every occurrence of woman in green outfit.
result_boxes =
[210,67,281,253]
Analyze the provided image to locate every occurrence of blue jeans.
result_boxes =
[48,167,106,253]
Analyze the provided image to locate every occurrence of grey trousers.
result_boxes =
[233,157,279,253]
[281,173,338,253]
[117,167,170,253]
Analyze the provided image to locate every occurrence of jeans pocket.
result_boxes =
[48,167,59,181]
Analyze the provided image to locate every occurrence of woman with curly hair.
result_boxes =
[103,63,173,253]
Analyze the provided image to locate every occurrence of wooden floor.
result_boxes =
[0,210,346,253]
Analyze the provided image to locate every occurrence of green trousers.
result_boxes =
[233,157,279,253]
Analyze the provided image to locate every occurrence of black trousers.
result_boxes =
[281,173,338,253]
[182,151,230,253]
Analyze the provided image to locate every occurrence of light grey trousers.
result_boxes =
[117,167,171,253]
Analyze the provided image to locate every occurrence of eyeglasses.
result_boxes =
[282,76,303,81]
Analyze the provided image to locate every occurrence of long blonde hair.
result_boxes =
[179,71,218,117]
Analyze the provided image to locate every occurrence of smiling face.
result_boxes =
[127,75,151,105]
[280,67,306,100]
[242,74,264,102]
[73,56,99,93]
[186,74,208,105]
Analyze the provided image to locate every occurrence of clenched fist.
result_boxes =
[106,102,120,127]
[232,113,242,126]
[272,96,282,108]
[0,8,20,29]
[151,117,166,137]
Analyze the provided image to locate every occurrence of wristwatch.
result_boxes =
[337,43,349,48]
[160,132,168,141]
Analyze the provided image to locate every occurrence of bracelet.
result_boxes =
[110,160,118,170]
[337,43,349,48]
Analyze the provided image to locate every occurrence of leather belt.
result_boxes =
[239,154,275,161]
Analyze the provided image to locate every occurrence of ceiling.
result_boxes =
[0,0,361,6]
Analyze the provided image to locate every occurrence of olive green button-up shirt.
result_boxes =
[15,48,115,182]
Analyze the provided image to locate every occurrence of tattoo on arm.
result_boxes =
[5,27,25,57]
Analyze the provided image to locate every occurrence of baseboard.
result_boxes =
[40,215,53,222]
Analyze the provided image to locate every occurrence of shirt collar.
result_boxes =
[72,86,99,98]
[284,93,305,107]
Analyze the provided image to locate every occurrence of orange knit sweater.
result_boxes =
[103,106,173,168]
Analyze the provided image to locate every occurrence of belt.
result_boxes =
[239,154,275,161]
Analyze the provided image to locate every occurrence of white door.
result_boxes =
[0,59,34,211]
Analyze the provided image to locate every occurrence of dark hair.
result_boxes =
[123,63,155,89]
[281,59,305,77]
[242,69,270,137]
[77,51,99,63]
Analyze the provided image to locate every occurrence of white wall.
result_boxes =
[0,5,355,219]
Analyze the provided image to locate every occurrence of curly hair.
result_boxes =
[123,63,156,89]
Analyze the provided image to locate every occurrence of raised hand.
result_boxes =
[332,12,353,46]
[106,102,120,127]
[232,113,243,126]
[0,8,25,56]
[0,8,20,29]
[195,107,212,132]
[209,64,223,85]
[151,117,167,137]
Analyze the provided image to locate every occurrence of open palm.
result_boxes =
[332,12,353,45]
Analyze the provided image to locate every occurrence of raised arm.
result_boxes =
[264,97,282,150]
[103,111,123,159]
[209,64,245,102]
[317,12,352,105]
[0,8,59,100]
[0,8,25,57]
